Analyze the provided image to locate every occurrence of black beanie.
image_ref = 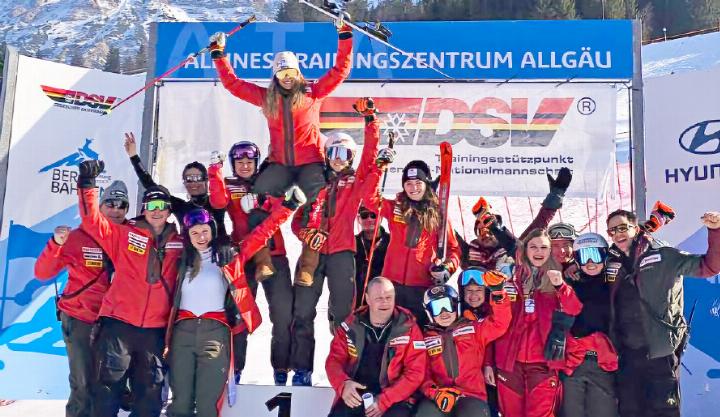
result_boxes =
[142,185,172,204]
[402,160,432,184]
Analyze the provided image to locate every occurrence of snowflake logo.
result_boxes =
[382,113,411,144]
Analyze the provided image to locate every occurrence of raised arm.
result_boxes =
[207,162,230,209]
[34,228,72,280]
[311,25,353,99]
[209,32,266,107]
[77,162,121,260]
[674,213,720,278]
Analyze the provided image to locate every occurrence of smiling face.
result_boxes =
[463,283,486,308]
[329,157,350,173]
[366,279,395,325]
[433,309,457,327]
[183,167,207,196]
[233,157,256,179]
[403,179,426,202]
[526,236,552,267]
[580,260,605,276]
[551,239,574,264]
[144,207,170,232]
[188,223,212,251]
[100,201,128,224]
[607,214,638,254]
[275,68,300,90]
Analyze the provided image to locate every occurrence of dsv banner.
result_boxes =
[155,82,616,198]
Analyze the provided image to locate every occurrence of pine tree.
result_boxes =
[534,0,577,19]
[104,47,121,73]
[689,0,720,30]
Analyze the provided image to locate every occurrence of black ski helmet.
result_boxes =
[422,284,459,322]
[228,141,261,175]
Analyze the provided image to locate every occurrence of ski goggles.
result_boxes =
[327,146,353,162]
[549,224,577,240]
[230,146,259,161]
[573,247,608,266]
[359,211,377,220]
[183,209,212,229]
[275,68,300,80]
[143,200,170,212]
[459,269,487,287]
[607,224,634,236]
[426,297,456,317]
[183,174,206,184]
[102,199,129,210]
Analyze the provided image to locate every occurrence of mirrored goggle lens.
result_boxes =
[103,199,128,209]
[427,297,455,317]
[460,269,486,287]
[574,247,608,266]
[276,68,299,79]
[230,147,258,161]
[183,174,205,183]
[183,210,211,229]
[549,226,576,239]
[144,200,169,211]
[327,146,352,162]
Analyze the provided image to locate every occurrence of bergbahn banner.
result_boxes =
[155,81,616,198]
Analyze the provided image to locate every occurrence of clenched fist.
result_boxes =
[53,226,71,245]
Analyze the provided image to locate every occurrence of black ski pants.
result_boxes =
[328,400,414,417]
[291,251,355,371]
[617,347,681,417]
[234,255,294,372]
[561,356,617,417]
[415,397,491,417]
[61,312,96,417]
[93,318,165,417]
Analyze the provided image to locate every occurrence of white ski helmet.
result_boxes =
[572,233,609,251]
[325,132,357,159]
[272,51,300,76]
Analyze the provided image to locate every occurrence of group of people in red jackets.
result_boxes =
[35,18,720,417]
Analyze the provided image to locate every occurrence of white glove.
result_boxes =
[210,151,226,166]
[284,185,307,208]
[240,193,259,214]
[210,32,226,48]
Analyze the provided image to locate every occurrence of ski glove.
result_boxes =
[429,263,451,285]
[240,194,259,214]
[213,235,237,268]
[543,310,575,361]
[299,228,328,251]
[484,270,508,293]
[433,387,462,413]
[78,160,104,188]
[210,151,226,166]
[376,148,396,169]
[543,167,572,209]
[209,32,226,59]
[283,185,307,210]
[644,200,676,232]
[472,197,497,229]
[353,97,377,122]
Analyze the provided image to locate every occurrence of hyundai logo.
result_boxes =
[679,120,720,155]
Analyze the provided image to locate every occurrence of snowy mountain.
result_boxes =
[0,0,281,70]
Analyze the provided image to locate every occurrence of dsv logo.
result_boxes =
[679,120,720,155]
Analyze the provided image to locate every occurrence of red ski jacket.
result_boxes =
[213,37,353,167]
[368,195,461,287]
[166,203,295,348]
[490,266,582,372]
[79,187,183,329]
[564,332,618,375]
[207,168,287,256]
[291,119,381,254]
[421,291,511,402]
[35,229,111,324]
[326,306,427,413]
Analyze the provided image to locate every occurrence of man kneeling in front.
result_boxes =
[325,277,427,417]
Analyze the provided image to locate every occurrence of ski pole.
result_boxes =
[360,130,396,306]
[297,0,453,79]
[103,15,257,115]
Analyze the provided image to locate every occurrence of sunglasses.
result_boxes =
[103,199,129,210]
[183,174,206,184]
[426,297,456,317]
[183,209,211,229]
[607,224,634,236]
[549,225,577,240]
[460,269,487,287]
[574,247,608,266]
[143,200,170,211]
[327,146,353,162]
[359,212,376,220]
[276,68,299,80]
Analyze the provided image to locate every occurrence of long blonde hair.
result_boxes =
[262,78,308,119]
[516,228,562,294]
[397,187,441,232]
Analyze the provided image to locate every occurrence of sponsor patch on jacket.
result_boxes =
[82,247,103,261]
[165,242,183,250]
[424,336,442,348]
[392,204,405,224]
[230,192,246,200]
[389,335,410,346]
[85,260,103,268]
[606,262,621,282]
[503,283,518,301]
[128,232,148,254]
[452,325,475,337]
[413,340,426,350]
[348,344,358,358]
[639,254,662,268]
[428,346,443,356]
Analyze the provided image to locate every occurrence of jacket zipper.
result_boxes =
[282,96,295,165]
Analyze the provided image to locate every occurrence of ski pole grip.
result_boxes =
[227,15,257,37]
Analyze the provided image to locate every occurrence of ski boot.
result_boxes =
[274,369,289,386]
[291,369,312,386]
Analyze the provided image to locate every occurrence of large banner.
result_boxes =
[645,67,720,417]
[156,81,616,198]
[0,55,145,398]
[156,20,633,80]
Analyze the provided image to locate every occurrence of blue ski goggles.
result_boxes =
[460,269,487,287]
[426,297,457,317]
[573,247,608,266]
[327,146,353,162]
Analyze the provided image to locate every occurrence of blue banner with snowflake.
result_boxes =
[155,20,634,81]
